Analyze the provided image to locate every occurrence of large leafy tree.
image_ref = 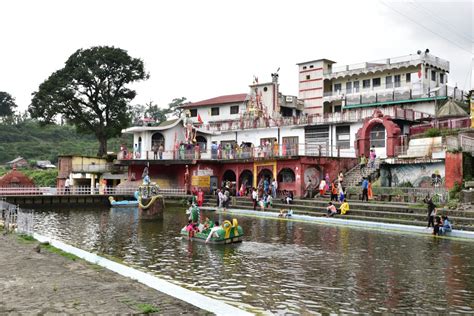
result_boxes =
[30,46,149,156]
[0,91,18,119]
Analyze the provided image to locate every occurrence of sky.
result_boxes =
[0,0,472,112]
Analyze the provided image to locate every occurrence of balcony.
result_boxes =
[324,53,450,79]
[324,85,464,106]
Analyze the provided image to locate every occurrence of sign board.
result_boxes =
[191,175,210,187]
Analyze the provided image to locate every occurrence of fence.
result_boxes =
[119,143,358,162]
[410,117,471,135]
[0,186,186,196]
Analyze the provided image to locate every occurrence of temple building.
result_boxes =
[118,51,469,196]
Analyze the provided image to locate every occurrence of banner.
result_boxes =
[471,97,474,128]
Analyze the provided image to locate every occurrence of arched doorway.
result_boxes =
[196,135,207,153]
[239,169,253,192]
[257,168,273,185]
[370,123,386,157]
[152,132,165,148]
[222,170,236,193]
[278,168,295,183]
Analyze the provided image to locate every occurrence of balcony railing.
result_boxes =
[325,53,450,75]
[192,106,429,134]
[409,117,471,135]
[118,143,359,162]
[324,85,465,104]
[0,186,185,196]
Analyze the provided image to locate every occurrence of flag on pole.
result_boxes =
[197,114,203,124]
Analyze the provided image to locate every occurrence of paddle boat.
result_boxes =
[180,204,244,244]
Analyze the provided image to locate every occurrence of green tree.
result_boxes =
[29,46,149,156]
[167,97,188,118]
[145,101,168,123]
[0,91,18,119]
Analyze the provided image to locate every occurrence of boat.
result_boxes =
[180,219,244,244]
[108,196,139,207]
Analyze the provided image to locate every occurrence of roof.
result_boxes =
[436,99,468,118]
[182,93,248,108]
[296,58,336,65]
[158,118,179,127]
[7,157,26,164]
[122,118,183,134]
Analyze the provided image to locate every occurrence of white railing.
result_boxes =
[0,186,186,196]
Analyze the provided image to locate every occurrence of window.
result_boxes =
[189,109,197,117]
[425,68,428,79]
[282,136,298,156]
[363,79,371,89]
[385,76,393,88]
[334,83,342,92]
[370,124,385,148]
[440,73,444,84]
[346,82,352,94]
[230,105,239,114]
[336,126,350,149]
[372,78,381,87]
[310,65,314,68]
[211,107,219,116]
[394,75,401,87]
[353,81,360,93]
[306,75,310,80]
[431,70,436,81]
[406,73,411,82]
[303,66,307,70]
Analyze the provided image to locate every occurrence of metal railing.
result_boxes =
[394,143,446,158]
[193,106,430,134]
[119,143,359,161]
[0,186,186,196]
[409,117,471,135]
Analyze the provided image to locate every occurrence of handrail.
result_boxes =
[0,186,186,196]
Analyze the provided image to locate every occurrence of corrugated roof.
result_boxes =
[182,93,248,108]
[436,99,468,118]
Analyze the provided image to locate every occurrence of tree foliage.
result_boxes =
[130,97,188,125]
[29,46,149,156]
[0,91,17,119]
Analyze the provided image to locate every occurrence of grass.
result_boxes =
[136,303,160,314]
[41,242,79,261]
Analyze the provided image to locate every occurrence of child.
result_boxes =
[326,202,337,217]
[339,199,350,215]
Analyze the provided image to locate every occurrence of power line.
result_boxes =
[381,1,473,55]
[407,1,474,44]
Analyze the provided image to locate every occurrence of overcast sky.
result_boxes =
[0,0,472,112]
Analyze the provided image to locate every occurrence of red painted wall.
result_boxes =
[445,152,463,190]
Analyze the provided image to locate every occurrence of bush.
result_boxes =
[398,181,413,187]
[449,181,462,200]
[424,128,441,137]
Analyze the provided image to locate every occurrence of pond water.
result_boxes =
[32,205,474,314]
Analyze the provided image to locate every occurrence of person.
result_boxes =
[64,178,71,194]
[326,202,337,217]
[194,143,200,159]
[360,154,367,170]
[239,183,245,197]
[433,216,442,236]
[263,178,269,195]
[251,187,258,210]
[223,188,230,211]
[152,143,158,159]
[211,142,218,159]
[186,220,198,238]
[339,199,350,215]
[361,177,369,201]
[205,221,221,243]
[369,148,376,168]
[338,171,344,184]
[271,178,278,199]
[330,181,338,202]
[197,188,204,207]
[319,178,327,197]
[368,178,373,200]
[439,215,452,235]
[304,179,313,198]
[424,196,437,228]
[158,144,164,159]
[338,182,345,202]
[325,173,330,191]
[184,165,190,194]
[216,189,221,207]
[218,189,224,208]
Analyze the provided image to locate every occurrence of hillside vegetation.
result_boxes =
[0,120,132,164]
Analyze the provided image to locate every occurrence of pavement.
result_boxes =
[0,233,208,315]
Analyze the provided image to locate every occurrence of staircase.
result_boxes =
[343,159,381,187]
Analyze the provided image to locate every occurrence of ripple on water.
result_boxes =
[32,206,474,314]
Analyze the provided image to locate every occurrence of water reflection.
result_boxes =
[32,206,474,314]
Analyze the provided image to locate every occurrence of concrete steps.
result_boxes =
[202,196,474,231]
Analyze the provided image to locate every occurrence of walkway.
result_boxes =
[0,233,207,315]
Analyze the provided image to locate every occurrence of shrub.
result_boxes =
[424,128,441,137]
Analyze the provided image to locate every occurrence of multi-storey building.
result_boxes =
[118,51,467,196]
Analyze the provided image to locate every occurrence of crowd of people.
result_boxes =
[424,195,452,236]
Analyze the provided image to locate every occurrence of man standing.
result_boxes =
[271,178,278,198]
[64,178,71,195]
[158,144,164,159]
[152,143,158,159]
[361,177,369,201]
